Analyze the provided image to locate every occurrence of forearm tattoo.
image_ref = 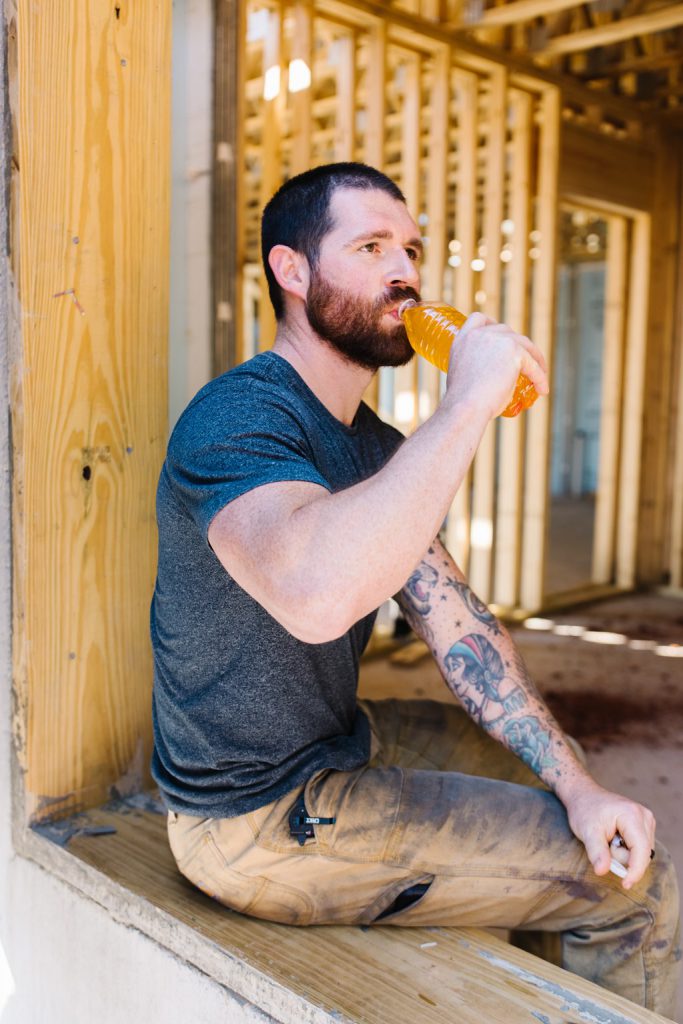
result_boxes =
[444,577,501,635]
[444,632,559,772]
[403,562,439,617]
[399,553,561,778]
[396,551,440,646]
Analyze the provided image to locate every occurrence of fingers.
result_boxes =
[582,828,613,877]
[616,814,656,890]
[457,316,550,397]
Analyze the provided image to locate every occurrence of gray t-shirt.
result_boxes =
[151,351,404,817]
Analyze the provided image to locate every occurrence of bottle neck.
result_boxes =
[397,298,418,319]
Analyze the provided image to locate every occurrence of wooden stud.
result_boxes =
[469,66,506,601]
[591,215,627,584]
[616,212,651,588]
[445,68,478,572]
[360,17,387,412]
[318,0,668,134]
[289,0,314,175]
[668,146,683,588]
[493,88,532,608]
[520,86,561,613]
[334,31,356,160]
[214,0,245,370]
[392,52,422,435]
[669,312,683,588]
[10,0,172,821]
[364,18,387,169]
[637,136,681,583]
[422,45,450,413]
[258,2,286,353]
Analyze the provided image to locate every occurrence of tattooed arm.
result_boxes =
[397,538,656,888]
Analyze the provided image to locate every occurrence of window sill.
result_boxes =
[15,797,668,1024]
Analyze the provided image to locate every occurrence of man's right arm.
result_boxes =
[207,314,548,644]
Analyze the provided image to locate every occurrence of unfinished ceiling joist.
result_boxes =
[533,5,683,57]
[456,0,596,30]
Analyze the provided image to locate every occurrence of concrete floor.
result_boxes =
[359,591,683,1019]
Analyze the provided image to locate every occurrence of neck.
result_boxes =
[272,312,375,427]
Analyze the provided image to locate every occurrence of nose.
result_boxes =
[385,248,420,290]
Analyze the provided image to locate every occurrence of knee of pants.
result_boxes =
[648,843,680,925]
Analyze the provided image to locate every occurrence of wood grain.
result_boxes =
[66,805,673,1024]
[10,0,171,821]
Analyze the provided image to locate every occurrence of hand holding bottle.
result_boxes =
[399,300,549,419]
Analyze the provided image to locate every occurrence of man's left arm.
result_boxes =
[395,538,656,889]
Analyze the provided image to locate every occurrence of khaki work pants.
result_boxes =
[167,698,681,1017]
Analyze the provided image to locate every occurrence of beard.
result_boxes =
[304,273,420,371]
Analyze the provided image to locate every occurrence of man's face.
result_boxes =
[304,187,422,371]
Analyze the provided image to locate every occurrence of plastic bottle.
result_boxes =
[398,299,538,418]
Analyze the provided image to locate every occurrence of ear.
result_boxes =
[268,245,310,304]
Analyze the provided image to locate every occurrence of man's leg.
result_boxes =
[168,699,680,1016]
[358,697,680,1016]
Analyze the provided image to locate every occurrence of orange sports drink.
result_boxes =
[398,299,538,418]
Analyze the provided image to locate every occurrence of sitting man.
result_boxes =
[151,161,680,1016]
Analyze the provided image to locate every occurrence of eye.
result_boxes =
[359,241,381,254]
[406,247,421,262]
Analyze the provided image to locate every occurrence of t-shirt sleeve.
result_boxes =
[165,380,332,537]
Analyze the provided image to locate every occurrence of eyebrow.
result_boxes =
[346,229,424,255]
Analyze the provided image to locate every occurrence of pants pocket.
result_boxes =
[199,828,314,925]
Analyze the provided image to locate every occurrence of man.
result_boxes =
[151,162,679,1015]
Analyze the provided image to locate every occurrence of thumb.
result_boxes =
[583,831,611,876]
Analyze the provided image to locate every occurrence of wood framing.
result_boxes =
[213,0,244,374]
[616,213,651,588]
[520,86,560,613]
[232,0,683,612]
[493,88,532,608]
[592,215,627,585]
[8,0,172,822]
[533,7,683,59]
[469,66,507,601]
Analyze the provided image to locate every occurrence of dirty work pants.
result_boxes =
[167,698,680,1017]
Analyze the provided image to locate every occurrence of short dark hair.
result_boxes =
[261,162,406,320]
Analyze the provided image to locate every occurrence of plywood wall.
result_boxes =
[8,0,171,822]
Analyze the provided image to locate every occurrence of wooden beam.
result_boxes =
[535,5,683,58]
[520,87,561,612]
[316,0,663,129]
[469,66,506,601]
[423,45,450,411]
[592,215,627,585]
[445,69,479,572]
[334,31,356,160]
[9,0,171,821]
[364,18,387,168]
[392,52,422,435]
[214,0,244,371]
[258,3,285,353]
[493,88,532,607]
[456,0,591,30]
[667,152,683,588]
[289,0,314,175]
[616,212,651,588]
[362,17,387,412]
[578,49,683,79]
[636,136,681,582]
